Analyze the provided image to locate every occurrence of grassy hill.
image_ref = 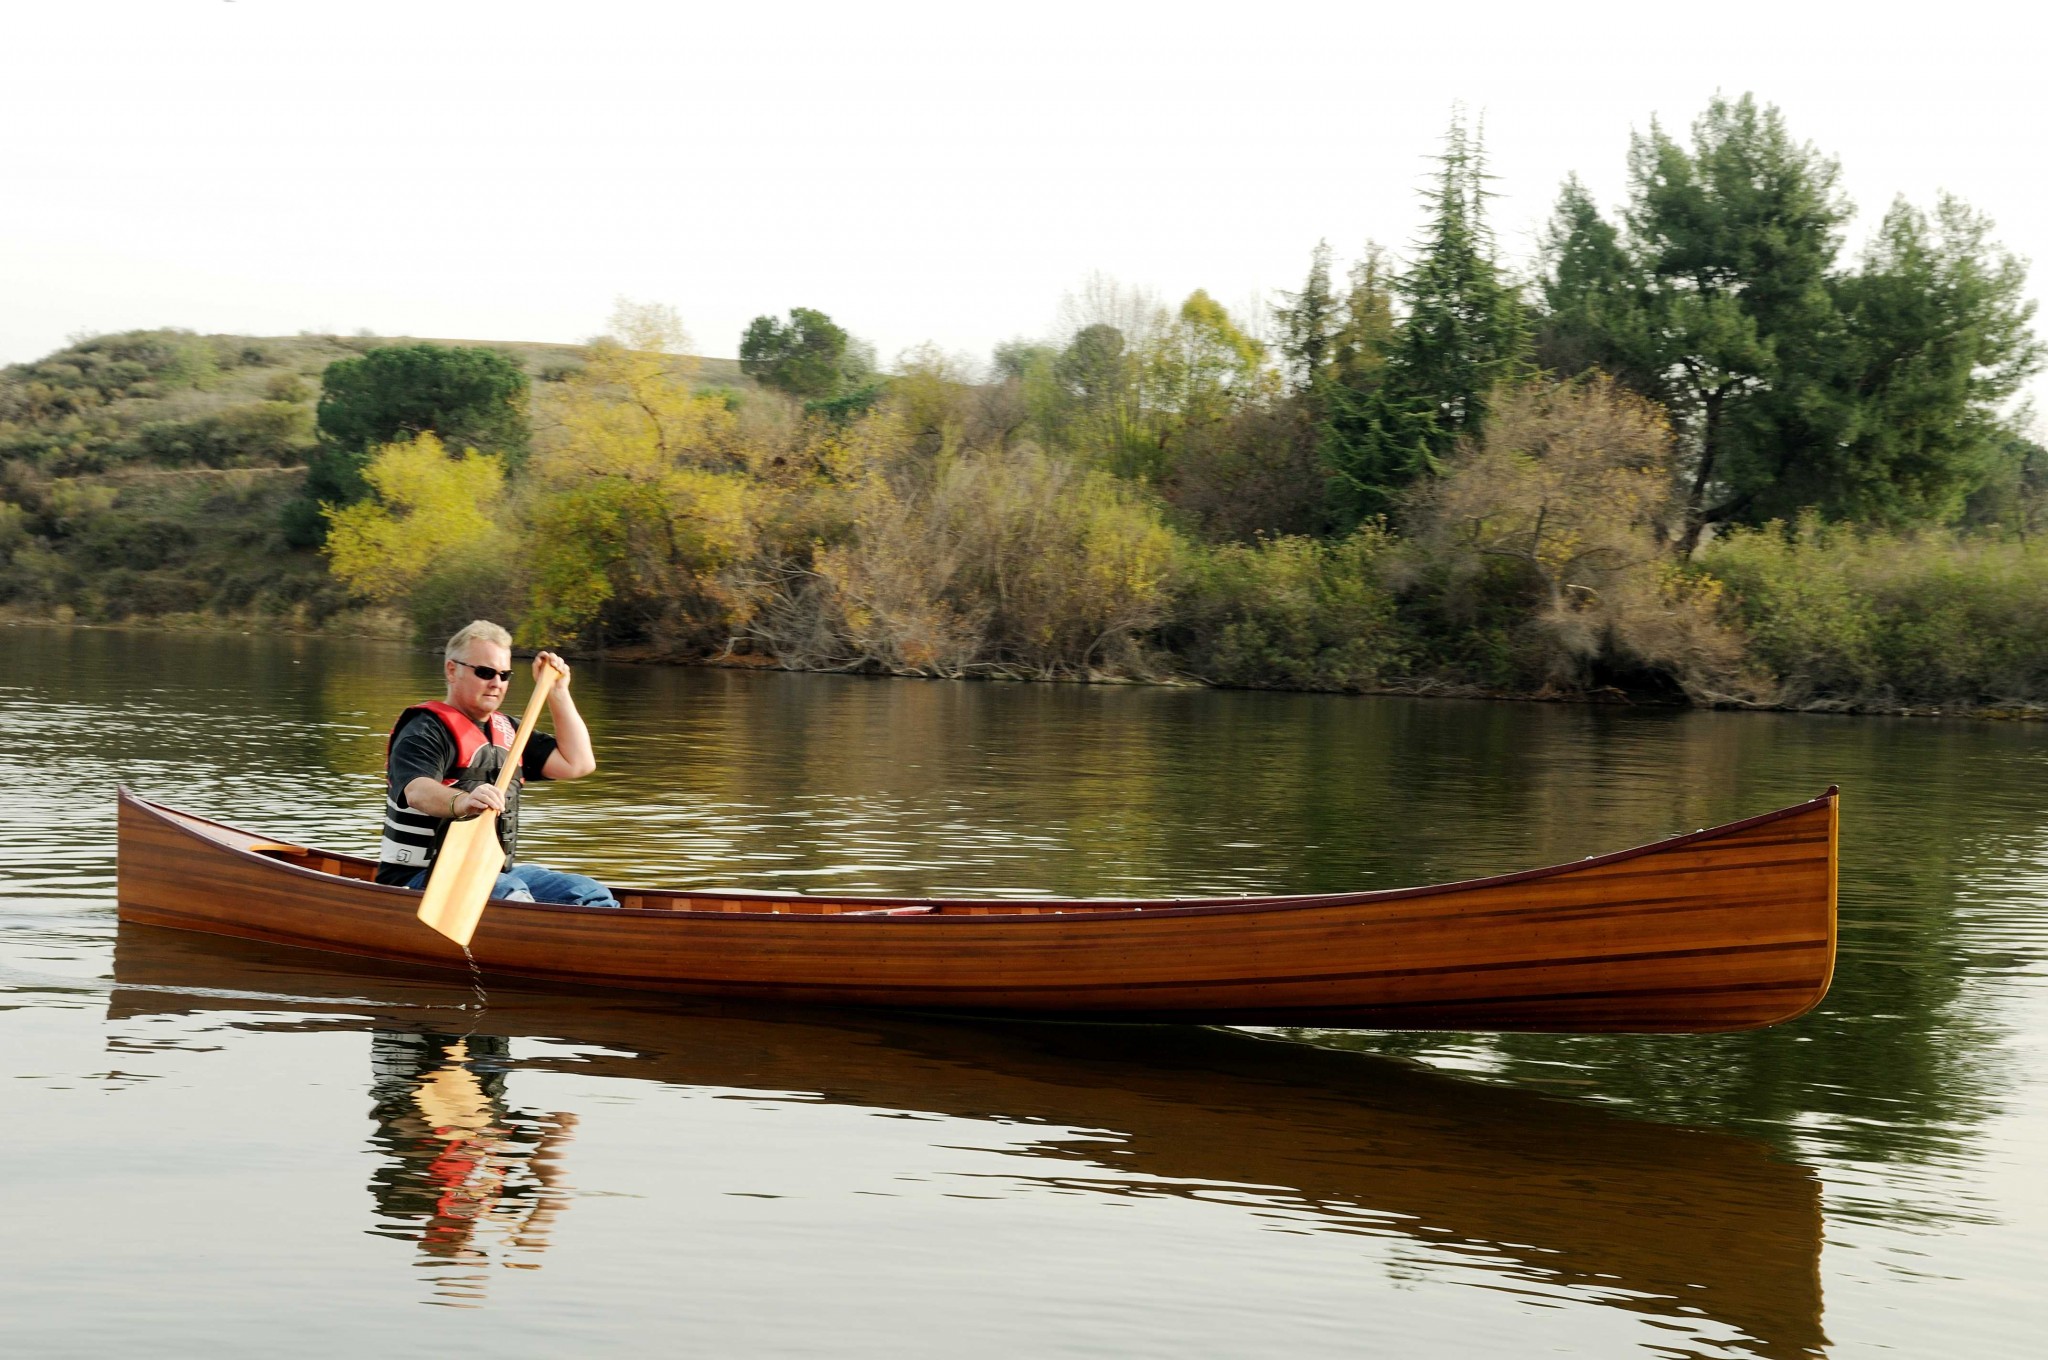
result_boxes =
[0,329,748,630]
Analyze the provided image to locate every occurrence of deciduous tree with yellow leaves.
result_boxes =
[519,302,762,651]
[321,432,511,628]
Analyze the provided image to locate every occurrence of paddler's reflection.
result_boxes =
[365,1031,576,1303]
[109,924,1829,1356]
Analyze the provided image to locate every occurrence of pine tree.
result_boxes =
[1388,114,1530,444]
[1535,176,1647,386]
[1625,95,1852,550]
[1332,244,1397,392]
[1539,96,2040,543]
[1321,114,1529,527]
[1832,195,2042,525]
[1273,241,1340,392]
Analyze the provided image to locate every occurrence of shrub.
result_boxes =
[0,330,222,423]
[129,402,315,467]
[1172,528,1408,688]
[322,433,510,606]
[264,372,311,403]
[785,436,1185,678]
[73,515,198,571]
[1160,398,1331,541]
[1404,377,1765,701]
[0,500,29,562]
[519,468,757,652]
[1705,517,2048,706]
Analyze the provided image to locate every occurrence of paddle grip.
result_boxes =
[490,659,560,795]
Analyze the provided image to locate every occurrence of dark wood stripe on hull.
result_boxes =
[115,787,1838,1032]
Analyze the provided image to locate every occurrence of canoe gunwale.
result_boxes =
[116,783,1839,924]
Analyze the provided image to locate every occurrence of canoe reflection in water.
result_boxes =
[365,1031,577,1302]
[110,923,1827,1358]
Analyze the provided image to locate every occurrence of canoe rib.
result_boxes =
[115,785,1838,1032]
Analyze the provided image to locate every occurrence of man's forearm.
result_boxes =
[404,777,465,818]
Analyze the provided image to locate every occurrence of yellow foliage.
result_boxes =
[544,301,736,485]
[516,303,763,648]
[884,345,979,464]
[322,433,507,603]
[1410,376,1675,604]
[1408,377,1766,700]
[789,437,1184,677]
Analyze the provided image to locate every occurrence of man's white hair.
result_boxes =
[444,619,513,663]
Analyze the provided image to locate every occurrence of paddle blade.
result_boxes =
[414,812,506,948]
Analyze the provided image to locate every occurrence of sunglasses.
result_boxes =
[454,662,515,682]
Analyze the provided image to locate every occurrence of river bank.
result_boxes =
[8,331,2045,723]
[9,612,2044,722]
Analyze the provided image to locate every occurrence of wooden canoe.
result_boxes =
[114,784,1839,1032]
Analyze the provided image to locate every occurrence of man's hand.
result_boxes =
[533,650,570,689]
[452,785,506,819]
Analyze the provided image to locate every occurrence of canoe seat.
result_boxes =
[249,844,374,882]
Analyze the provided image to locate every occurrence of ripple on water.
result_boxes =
[3,627,2048,1358]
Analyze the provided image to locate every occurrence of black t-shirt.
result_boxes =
[386,710,558,801]
[375,710,559,886]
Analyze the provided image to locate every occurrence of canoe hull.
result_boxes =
[115,787,1838,1032]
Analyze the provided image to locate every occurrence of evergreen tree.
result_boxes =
[1831,195,2042,525]
[1331,244,1397,393]
[1273,241,1340,391]
[740,308,858,401]
[1535,175,1647,386]
[314,343,530,460]
[1389,114,1530,441]
[1549,95,2043,544]
[1624,95,1851,549]
[1322,114,1528,527]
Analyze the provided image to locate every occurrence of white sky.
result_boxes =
[4,1,2043,410]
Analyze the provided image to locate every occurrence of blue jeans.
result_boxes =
[405,862,619,908]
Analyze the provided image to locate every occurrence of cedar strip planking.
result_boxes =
[115,785,1838,1032]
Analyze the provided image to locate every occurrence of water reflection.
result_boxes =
[110,923,1828,1357]
[10,623,2048,1354]
[365,1031,578,1304]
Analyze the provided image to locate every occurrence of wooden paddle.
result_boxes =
[416,660,560,948]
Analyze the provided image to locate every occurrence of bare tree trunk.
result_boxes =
[1675,388,1727,558]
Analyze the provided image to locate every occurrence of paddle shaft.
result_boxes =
[415,661,561,947]
[484,662,558,799]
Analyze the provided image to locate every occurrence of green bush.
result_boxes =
[1172,528,1409,689]
[73,515,198,572]
[264,372,312,403]
[1392,554,1550,691]
[1705,516,2048,705]
[128,402,315,468]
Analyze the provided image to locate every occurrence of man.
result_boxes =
[377,619,617,907]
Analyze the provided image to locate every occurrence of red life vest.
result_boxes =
[379,702,526,875]
[387,701,519,781]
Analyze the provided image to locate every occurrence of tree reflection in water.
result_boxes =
[363,1031,577,1305]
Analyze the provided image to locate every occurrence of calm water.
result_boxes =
[2,625,2045,1358]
